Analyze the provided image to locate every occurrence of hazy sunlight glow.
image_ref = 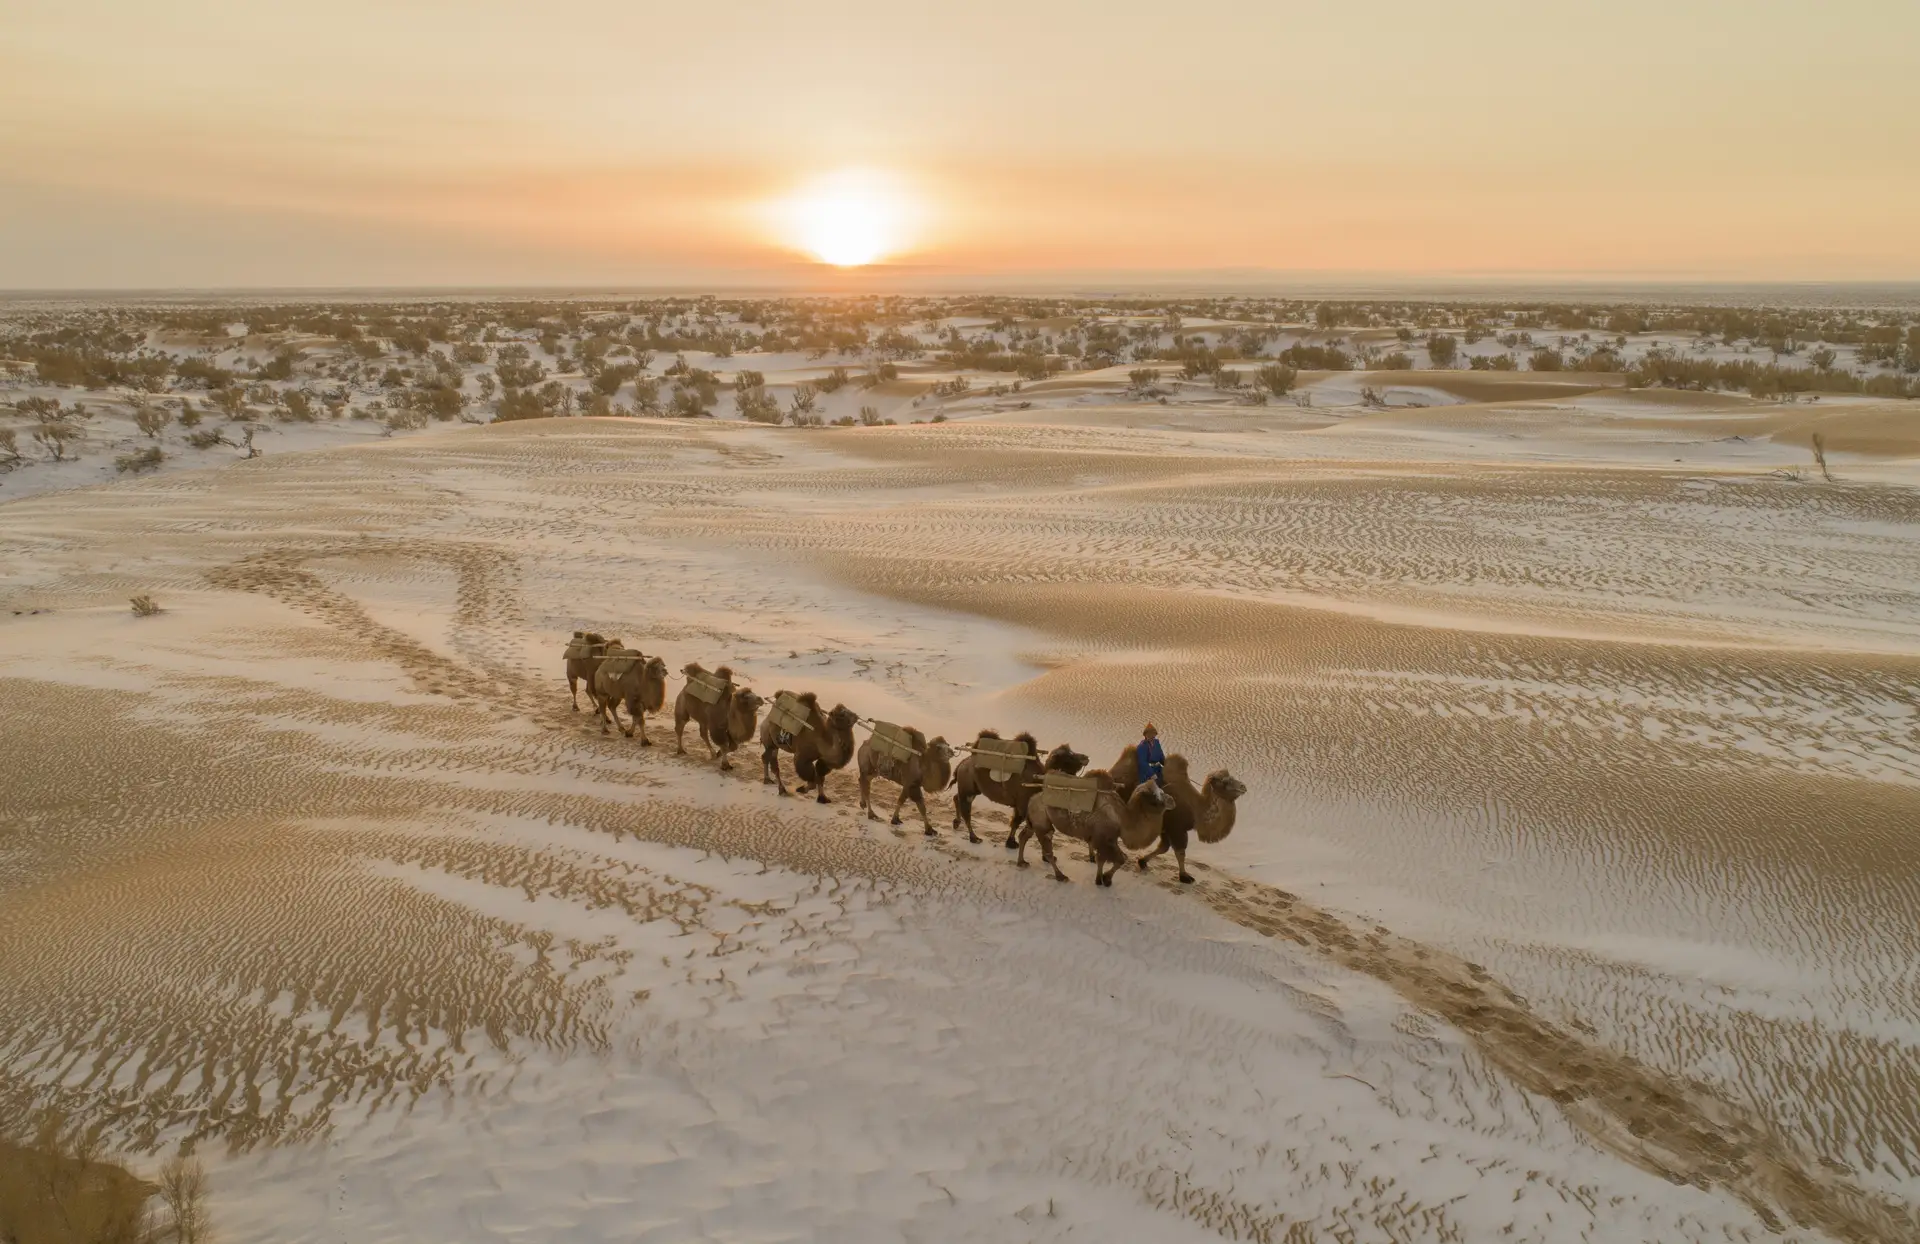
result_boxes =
[781,170,912,267]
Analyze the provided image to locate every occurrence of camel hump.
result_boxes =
[796,690,819,708]
[714,665,733,679]
[1013,731,1040,755]
[904,726,926,751]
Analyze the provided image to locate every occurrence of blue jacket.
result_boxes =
[1136,737,1166,785]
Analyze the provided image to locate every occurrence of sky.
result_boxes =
[3,0,1918,289]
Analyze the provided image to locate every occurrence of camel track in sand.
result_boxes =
[4,418,1918,1240]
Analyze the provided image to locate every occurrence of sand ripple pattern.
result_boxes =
[3,418,1917,1241]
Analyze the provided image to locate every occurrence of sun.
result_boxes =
[777,169,917,267]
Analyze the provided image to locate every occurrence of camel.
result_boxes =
[1134,753,1247,884]
[563,631,611,710]
[759,692,860,802]
[1019,779,1169,885]
[672,663,764,771]
[592,649,668,742]
[856,727,954,834]
[949,731,1088,846]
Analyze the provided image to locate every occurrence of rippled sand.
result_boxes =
[3,409,1916,1241]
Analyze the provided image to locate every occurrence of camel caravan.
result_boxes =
[561,631,1246,887]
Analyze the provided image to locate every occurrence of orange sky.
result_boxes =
[4,0,1918,288]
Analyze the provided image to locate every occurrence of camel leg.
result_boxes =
[1039,830,1069,883]
[765,747,790,795]
[887,785,908,826]
[1002,805,1021,851]
[617,698,636,739]
[568,674,579,710]
[716,742,734,772]
[860,773,877,821]
[1015,824,1033,868]
[953,792,980,844]
[1137,838,1171,872]
[914,790,934,835]
[673,713,688,754]
[1174,843,1193,885]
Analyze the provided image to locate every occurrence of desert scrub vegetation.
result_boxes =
[115,447,164,474]
[129,594,161,616]
[0,1109,209,1244]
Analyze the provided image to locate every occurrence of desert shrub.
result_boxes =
[280,390,317,422]
[211,386,250,420]
[592,363,638,396]
[816,366,851,393]
[176,357,234,389]
[1471,354,1518,371]
[858,404,883,426]
[386,405,429,433]
[1373,352,1413,371]
[453,342,488,365]
[132,402,172,439]
[255,349,298,380]
[1529,347,1566,372]
[1811,432,1833,481]
[929,376,970,399]
[0,427,19,467]
[1015,353,1051,381]
[1212,367,1245,389]
[493,389,549,421]
[116,446,164,474]
[186,428,226,449]
[32,420,80,460]
[1256,363,1297,396]
[1426,333,1459,367]
[1127,367,1161,394]
[787,384,819,423]
[177,400,202,427]
[0,1107,187,1243]
[631,376,662,414]
[1276,343,1353,370]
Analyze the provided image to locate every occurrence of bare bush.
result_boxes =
[131,594,162,616]
[0,427,19,469]
[1256,363,1297,396]
[116,446,164,474]
[129,399,171,440]
[33,420,81,461]
[1811,432,1833,482]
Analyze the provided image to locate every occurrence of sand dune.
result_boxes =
[4,411,1918,1241]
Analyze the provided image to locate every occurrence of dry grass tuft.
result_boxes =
[129,595,161,617]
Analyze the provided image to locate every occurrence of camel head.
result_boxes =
[683,661,705,677]
[1045,743,1089,774]
[734,687,765,715]
[827,704,860,734]
[644,655,668,679]
[1129,781,1169,813]
[1205,769,1246,803]
[924,736,954,787]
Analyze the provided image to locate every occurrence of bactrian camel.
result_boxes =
[856,728,954,834]
[564,631,611,711]
[673,663,763,771]
[1121,751,1247,884]
[1020,779,1169,885]
[949,731,1088,846]
[592,649,668,742]
[759,691,860,802]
